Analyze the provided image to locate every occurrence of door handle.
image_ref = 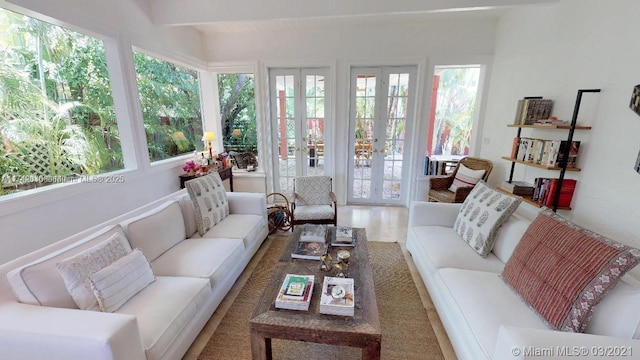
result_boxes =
[295,147,300,152]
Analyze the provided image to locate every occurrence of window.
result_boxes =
[429,66,480,156]
[133,51,203,162]
[217,73,257,155]
[0,7,122,196]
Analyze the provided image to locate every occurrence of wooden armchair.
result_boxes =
[290,176,337,230]
[428,157,493,203]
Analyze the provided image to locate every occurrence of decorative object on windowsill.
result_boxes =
[629,84,640,117]
[229,151,258,170]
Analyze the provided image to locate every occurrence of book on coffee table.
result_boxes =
[299,224,327,242]
[331,226,355,247]
[319,277,355,316]
[275,274,314,311]
[291,241,327,260]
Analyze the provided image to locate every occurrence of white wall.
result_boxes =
[205,17,498,202]
[482,0,640,246]
[0,0,206,263]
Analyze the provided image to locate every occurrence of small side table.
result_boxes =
[180,167,233,191]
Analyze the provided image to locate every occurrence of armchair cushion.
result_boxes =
[449,164,486,192]
[294,176,333,205]
[293,204,335,221]
[185,172,229,236]
[454,181,522,257]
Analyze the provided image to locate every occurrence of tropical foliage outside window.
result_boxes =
[0,8,122,196]
[217,74,257,154]
[431,67,480,156]
[133,51,202,162]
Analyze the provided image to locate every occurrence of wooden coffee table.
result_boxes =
[250,227,381,359]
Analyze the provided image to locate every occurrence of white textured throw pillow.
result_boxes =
[453,181,522,257]
[89,248,156,312]
[448,164,486,192]
[185,172,230,236]
[56,233,132,310]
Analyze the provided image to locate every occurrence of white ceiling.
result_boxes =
[146,0,559,34]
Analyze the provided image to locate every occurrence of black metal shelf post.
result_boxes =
[550,89,600,211]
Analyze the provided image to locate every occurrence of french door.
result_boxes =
[269,68,330,195]
[348,66,416,205]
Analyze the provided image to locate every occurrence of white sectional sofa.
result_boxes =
[407,201,640,360]
[0,188,268,360]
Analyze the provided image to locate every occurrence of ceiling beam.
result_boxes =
[149,0,559,26]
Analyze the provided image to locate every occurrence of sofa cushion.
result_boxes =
[502,209,640,332]
[491,214,532,263]
[191,213,267,250]
[448,164,485,192]
[409,225,505,274]
[176,193,198,238]
[121,201,185,262]
[90,249,156,312]
[586,277,640,339]
[6,225,127,308]
[185,173,229,236]
[56,232,132,310]
[454,181,522,257]
[151,237,244,286]
[116,276,210,360]
[437,268,549,359]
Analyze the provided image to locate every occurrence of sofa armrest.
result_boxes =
[0,303,145,360]
[227,192,267,217]
[493,325,640,360]
[408,201,461,227]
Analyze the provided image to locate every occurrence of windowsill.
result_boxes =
[232,169,266,177]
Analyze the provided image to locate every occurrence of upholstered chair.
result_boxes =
[428,157,493,203]
[290,176,337,230]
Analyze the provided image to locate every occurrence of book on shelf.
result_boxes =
[543,178,577,208]
[299,224,327,242]
[518,137,530,161]
[554,141,581,168]
[502,181,535,196]
[510,137,520,159]
[331,226,355,247]
[544,140,562,167]
[275,274,314,311]
[514,97,553,125]
[319,277,355,317]
[532,178,577,208]
[291,241,327,260]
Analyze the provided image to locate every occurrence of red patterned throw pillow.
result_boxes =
[502,209,640,332]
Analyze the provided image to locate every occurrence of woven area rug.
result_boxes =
[197,236,444,359]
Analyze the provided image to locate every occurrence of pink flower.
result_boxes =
[183,161,200,173]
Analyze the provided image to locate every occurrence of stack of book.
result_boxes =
[275,274,315,311]
[501,181,535,196]
[532,178,577,208]
[513,97,554,125]
[319,277,355,317]
[300,224,327,242]
[330,226,355,247]
[292,224,328,260]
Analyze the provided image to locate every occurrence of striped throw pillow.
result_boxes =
[502,209,640,332]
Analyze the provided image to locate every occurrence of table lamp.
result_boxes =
[202,131,216,162]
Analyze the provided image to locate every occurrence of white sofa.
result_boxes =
[406,201,640,360]
[0,188,268,360]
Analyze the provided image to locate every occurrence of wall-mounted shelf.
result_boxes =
[497,186,571,210]
[500,157,582,171]
[503,89,600,211]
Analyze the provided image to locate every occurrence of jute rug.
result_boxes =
[197,236,444,359]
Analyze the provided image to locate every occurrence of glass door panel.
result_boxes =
[351,73,377,201]
[271,68,330,195]
[304,74,325,177]
[348,67,416,205]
